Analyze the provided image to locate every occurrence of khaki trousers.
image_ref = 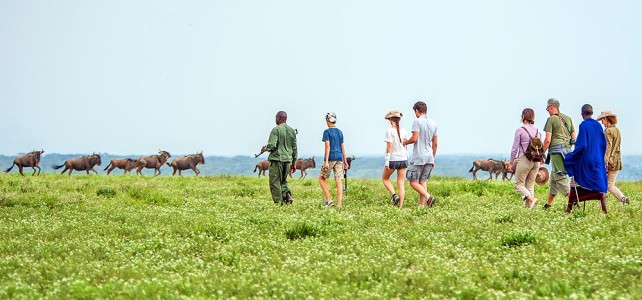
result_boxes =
[607,171,625,200]
[514,155,540,200]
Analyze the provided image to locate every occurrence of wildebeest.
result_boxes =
[136,150,171,176]
[469,158,506,180]
[254,160,270,177]
[52,153,102,176]
[502,161,516,180]
[290,157,316,179]
[104,158,143,175]
[4,150,45,176]
[167,152,205,176]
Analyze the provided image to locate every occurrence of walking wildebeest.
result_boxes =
[104,158,143,175]
[167,152,205,176]
[290,157,316,179]
[136,150,171,176]
[52,153,102,176]
[4,150,45,176]
[254,160,270,177]
[469,158,506,180]
[502,161,516,180]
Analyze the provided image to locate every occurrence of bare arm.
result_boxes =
[404,131,419,146]
[323,141,330,168]
[341,143,349,170]
[543,131,552,152]
[432,135,438,163]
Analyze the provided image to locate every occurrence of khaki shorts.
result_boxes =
[549,171,570,196]
[406,164,433,182]
[320,161,344,180]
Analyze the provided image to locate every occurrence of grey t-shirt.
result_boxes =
[410,116,438,165]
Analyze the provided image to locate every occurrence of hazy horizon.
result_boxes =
[2,1,641,157]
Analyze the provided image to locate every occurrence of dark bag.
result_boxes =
[521,127,545,162]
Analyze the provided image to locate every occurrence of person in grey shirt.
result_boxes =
[403,101,439,208]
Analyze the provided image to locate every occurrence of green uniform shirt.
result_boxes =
[266,123,297,163]
[605,125,622,171]
[544,113,575,147]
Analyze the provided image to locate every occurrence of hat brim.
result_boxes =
[535,167,549,186]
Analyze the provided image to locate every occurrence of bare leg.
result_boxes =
[397,168,407,208]
[335,177,343,207]
[382,168,396,196]
[410,181,431,207]
[319,176,332,202]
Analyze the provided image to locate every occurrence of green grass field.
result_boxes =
[1,174,640,299]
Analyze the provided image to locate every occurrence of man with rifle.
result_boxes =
[260,111,297,205]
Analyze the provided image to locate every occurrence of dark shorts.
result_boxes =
[406,164,433,182]
[388,160,408,170]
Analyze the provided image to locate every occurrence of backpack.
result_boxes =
[521,127,544,162]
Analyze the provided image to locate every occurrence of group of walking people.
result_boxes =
[261,98,628,212]
[509,98,629,212]
[262,101,438,209]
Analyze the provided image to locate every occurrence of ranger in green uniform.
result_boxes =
[261,111,297,204]
[542,98,577,209]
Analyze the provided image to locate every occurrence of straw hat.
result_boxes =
[596,110,616,121]
[536,167,549,186]
[384,110,403,119]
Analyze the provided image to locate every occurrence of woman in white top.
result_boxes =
[382,110,409,208]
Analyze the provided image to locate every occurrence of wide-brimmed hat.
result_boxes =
[384,110,403,119]
[596,110,617,121]
[536,167,549,186]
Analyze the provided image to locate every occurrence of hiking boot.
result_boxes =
[543,203,551,210]
[323,200,334,208]
[391,194,400,206]
[284,192,293,205]
[427,195,436,208]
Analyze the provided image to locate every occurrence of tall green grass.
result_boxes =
[0,174,641,298]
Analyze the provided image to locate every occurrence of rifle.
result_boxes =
[255,129,298,158]
[343,170,348,191]
[255,146,267,158]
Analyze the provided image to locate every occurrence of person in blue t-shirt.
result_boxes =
[319,112,350,208]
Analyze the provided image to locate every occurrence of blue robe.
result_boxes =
[564,118,607,193]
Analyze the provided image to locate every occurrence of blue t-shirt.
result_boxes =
[322,127,344,161]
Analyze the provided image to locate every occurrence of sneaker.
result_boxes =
[391,194,400,206]
[543,203,551,210]
[528,198,538,209]
[427,195,436,208]
[323,200,334,208]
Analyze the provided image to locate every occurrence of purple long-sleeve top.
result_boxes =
[510,124,542,164]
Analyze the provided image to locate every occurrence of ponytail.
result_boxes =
[390,117,402,143]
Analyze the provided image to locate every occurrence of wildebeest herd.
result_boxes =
[4,150,207,177]
[469,158,514,181]
[253,156,356,179]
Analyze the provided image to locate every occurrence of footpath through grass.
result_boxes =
[0,174,641,298]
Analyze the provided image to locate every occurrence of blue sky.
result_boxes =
[1,0,640,157]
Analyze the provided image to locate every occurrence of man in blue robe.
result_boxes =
[564,104,608,194]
